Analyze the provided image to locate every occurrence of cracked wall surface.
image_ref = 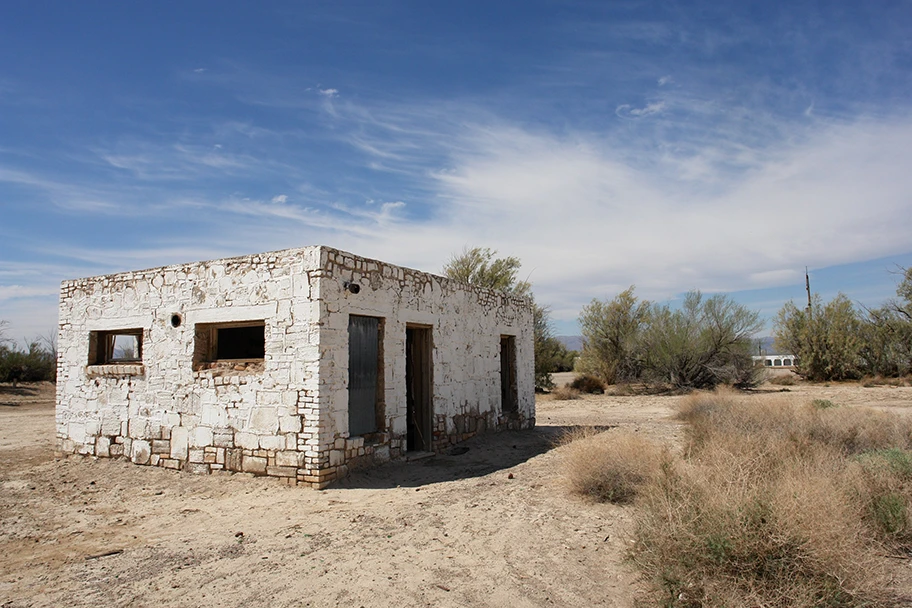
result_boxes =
[56,246,534,487]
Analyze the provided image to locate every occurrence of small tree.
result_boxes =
[578,290,762,389]
[442,247,531,296]
[577,287,651,384]
[0,322,58,385]
[444,247,560,390]
[642,292,763,390]
[532,303,573,391]
[774,294,863,381]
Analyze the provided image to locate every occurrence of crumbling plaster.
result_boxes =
[56,246,534,487]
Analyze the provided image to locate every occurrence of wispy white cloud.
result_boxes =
[0,284,59,301]
[616,101,666,118]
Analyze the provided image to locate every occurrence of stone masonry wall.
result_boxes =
[56,245,535,488]
[310,247,535,485]
[56,247,326,485]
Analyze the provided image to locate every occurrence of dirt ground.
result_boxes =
[2,375,911,607]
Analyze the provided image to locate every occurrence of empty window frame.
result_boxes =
[89,329,144,365]
[193,321,266,367]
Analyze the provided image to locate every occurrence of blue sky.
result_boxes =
[1,0,911,340]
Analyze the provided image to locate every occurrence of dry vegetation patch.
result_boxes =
[561,389,912,606]
[560,429,665,503]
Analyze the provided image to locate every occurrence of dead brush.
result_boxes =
[861,375,910,388]
[767,373,796,386]
[626,390,912,606]
[632,442,889,607]
[559,428,665,504]
[550,385,581,401]
[568,374,605,394]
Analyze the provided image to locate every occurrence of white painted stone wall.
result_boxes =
[56,246,534,487]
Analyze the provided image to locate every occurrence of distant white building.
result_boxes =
[56,246,535,488]
[752,355,797,368]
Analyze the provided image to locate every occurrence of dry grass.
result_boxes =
[861,376,912,388]
[560,428,665,504]
[614,390,912,606]
[568,374,606,394]
[767,373,797,386]
[550,385,581,400]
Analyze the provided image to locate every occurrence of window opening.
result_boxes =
[193,321,266,371]
[89,329,143,365]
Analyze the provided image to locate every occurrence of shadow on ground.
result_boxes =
[335,424,613,490]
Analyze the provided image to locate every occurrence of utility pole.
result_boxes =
[805,267,812,316]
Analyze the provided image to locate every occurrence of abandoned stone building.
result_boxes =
[55,246,535,487]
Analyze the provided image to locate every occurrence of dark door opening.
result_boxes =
[349,315,382,436]
[406,326,433,451]
[500,335,518,414]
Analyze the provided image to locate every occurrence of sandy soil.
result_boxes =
[2,376,911,607]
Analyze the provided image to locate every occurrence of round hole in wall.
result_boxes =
[170,313,182,328]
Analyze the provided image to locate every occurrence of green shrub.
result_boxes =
[775,268,912,381]
[0,341,56,383]
[579,288,763,390]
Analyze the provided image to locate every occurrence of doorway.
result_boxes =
[406,326,432,452]
[500,335,518,414]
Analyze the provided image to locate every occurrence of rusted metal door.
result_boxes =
[349,315,380,436]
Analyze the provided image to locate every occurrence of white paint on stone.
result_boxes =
[56,246,534,487]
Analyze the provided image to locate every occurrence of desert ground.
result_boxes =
[2,374,911,607]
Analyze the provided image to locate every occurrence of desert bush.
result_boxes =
[767,373,796,386]
[853,448,912,545]
[633,446,886,607]
[568,374,605,394]
[577,287,650,384]
[550,385,580,401]
[641,292,763,390]
[579,288,763,390]
[560,429,665,503]
[776,270,912,381]
[775,294,864,381]
[630,391,911,606]
[0,340,56,383]
[861,375,910,388]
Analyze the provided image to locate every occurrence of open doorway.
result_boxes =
[500,335,518,415]
[406,325,433,452]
